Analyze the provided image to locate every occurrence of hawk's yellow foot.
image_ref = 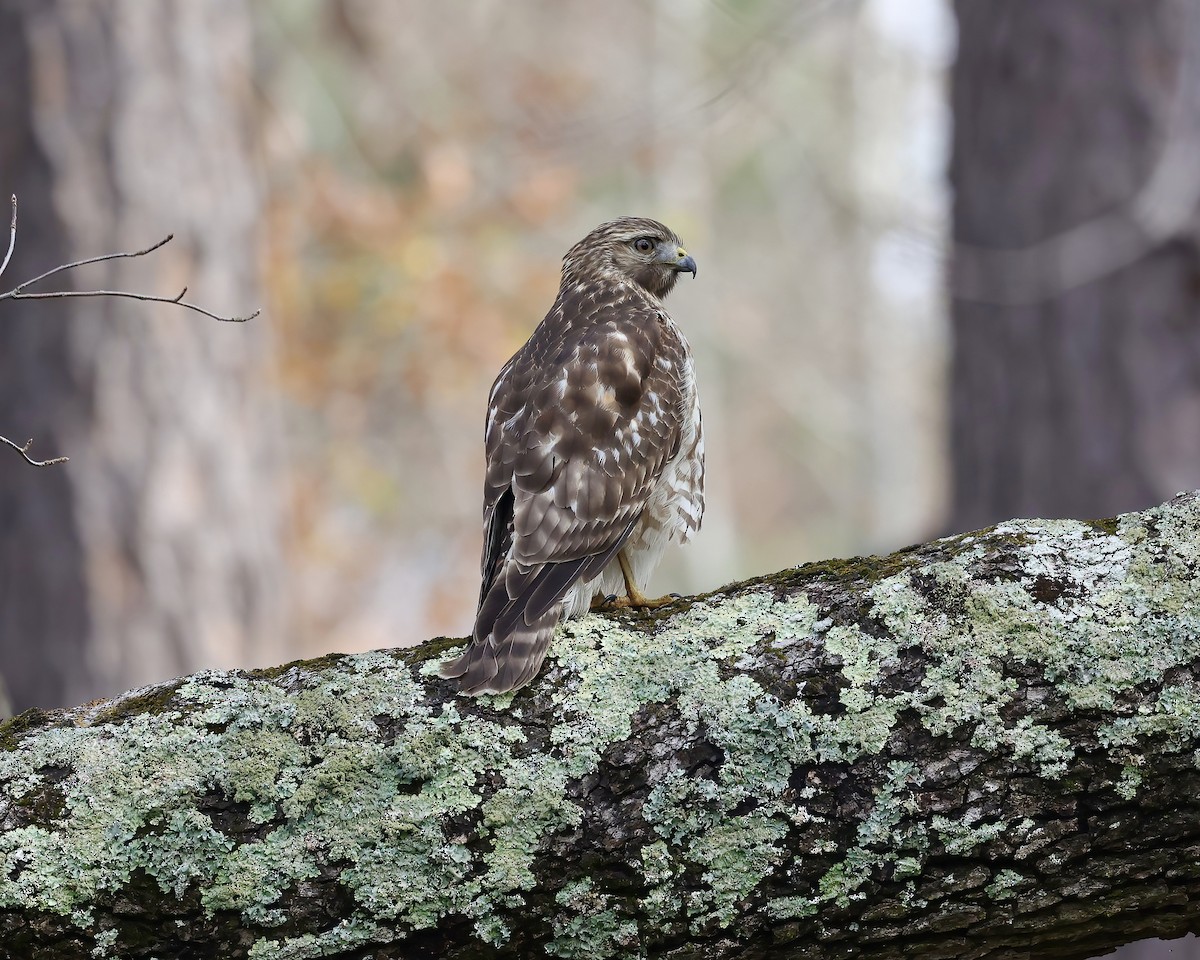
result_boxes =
[589,550,680,610]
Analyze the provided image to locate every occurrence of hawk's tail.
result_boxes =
[441,525,635,696]
[437,603,563,696]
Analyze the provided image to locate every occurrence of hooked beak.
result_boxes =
[657,242,697,278]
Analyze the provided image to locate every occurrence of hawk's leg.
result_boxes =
[592,550,678,610]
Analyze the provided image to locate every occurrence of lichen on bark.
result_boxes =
[3,493,1200,959]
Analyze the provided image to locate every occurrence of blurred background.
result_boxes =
[0,2,1198,955]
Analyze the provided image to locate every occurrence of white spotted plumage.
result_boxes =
[562,317,703,619]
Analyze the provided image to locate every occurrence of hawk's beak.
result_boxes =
[674,249,697,278]
[656,242,697,278]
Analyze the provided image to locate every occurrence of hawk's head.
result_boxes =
[562,216,697,299]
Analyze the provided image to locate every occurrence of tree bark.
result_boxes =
[0,0,286,712]
[949,0,1200,531]
[3,492,1200,959]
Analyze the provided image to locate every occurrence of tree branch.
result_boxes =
[0,284,260,324]
[0,222,260,323]
[0,195,16,281]
[0,434,68,467]
[3,493,1200,959]
[1,193,261,467]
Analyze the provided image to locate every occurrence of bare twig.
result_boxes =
[0,195,15,281]
[4,233,175,294]
[0,435,68,467]
[4,284,259,324]
[0,196,259,322]
[2,194,260,467]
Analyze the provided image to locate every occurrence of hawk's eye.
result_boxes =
[633,237,655,254]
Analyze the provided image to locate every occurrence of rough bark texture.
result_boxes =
[0,0,286,712]
[4,493,1200,959]
[950,0,1200,531]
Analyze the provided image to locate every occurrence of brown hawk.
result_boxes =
[439,217,704,695]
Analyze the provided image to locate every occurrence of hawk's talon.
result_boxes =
[629,594,677,610]
[611,549,681,609]
[595,592,677,611]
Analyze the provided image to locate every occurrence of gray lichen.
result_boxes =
[2,493,1200,957]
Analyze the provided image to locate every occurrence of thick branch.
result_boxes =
[3,494,1200,959]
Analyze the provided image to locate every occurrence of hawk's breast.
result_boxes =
[598,316,704,603]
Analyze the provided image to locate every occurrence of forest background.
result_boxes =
[1,3,1195,957]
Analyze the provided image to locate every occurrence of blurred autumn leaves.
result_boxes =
[250,0,951,654]
[264,162,565,647]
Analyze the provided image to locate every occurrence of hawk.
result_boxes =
[439,217,704,696]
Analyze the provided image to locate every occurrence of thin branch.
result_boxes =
[0,195,14,281]
[1,195,260,470]
[4,287,259,323]
[1,234,175,298]
[0,435,68,467]
[0,195,260,322]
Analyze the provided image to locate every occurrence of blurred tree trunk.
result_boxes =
[950,0,1200,532]
[950,4,1200,959]
[0,1,286,713]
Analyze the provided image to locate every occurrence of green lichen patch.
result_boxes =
[547,878,637,959]
[985,868,1026,901]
